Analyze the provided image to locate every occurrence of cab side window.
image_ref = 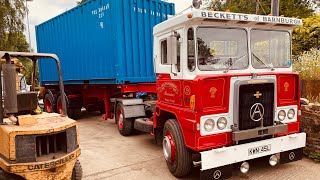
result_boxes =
[188,28,195,71]
[176,38,181,72]
[161,40,168,64]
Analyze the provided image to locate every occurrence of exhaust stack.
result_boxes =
[2,61,18,114]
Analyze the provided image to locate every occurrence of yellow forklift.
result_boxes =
[0,51,82,180]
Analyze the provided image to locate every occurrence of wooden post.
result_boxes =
[271,0,280,16]
[256,0,259,14]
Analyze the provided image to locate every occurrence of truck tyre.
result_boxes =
[57,96,81,119]
[115,103,133,136]
[71,160,83,180]
[163,119,192,177]
[44,93,55,113]
[0,169,22,180]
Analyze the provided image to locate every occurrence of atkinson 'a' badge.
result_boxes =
[250,103,265,122]
[213,170,222,179]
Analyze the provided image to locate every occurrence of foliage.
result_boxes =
[0,0,37,85]
[0,0,26,48]
[0,32,29,52]
[293,48,320,80]
[307,151,320,162]
[293,15,320,56]
[208,0,314,18]
[306,94,320,103]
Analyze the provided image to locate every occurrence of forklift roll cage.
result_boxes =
[0,51,68,123]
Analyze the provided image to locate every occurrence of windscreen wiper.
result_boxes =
[252,52,275,71]
[224,54,248,73]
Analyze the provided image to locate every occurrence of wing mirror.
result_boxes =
[166,35,178,65]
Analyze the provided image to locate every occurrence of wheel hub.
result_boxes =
[58,102,63,114]
[163,133,176,162]
[118,112,124,130]
[45,99,52,113]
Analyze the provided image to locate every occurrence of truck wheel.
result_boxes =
[115,103,133,136]
[163,119,192,177]
[44,93,55,113]
[57,96,81,119]
[71,160,83,180]
[0,169,23,180]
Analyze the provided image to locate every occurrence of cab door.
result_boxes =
[155,28,184,106]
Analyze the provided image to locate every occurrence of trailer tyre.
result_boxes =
[57,96,81,119]
[71,160,83,180]
[44,93,55,113]
[163,119,192,177]
[116,103,133,136]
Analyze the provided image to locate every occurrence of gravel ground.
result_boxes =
[76,112,320,180]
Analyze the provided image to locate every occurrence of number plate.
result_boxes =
[248,144,271,156]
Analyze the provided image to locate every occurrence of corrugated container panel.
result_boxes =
[36,0,174,85]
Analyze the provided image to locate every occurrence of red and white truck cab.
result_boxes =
[150,9,306,179]
[36,1,306,179]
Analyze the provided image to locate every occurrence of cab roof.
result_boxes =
[154,10,303,34]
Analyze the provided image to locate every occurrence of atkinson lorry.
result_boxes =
[36,0,306,179]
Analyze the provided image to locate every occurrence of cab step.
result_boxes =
[134,118,153,133]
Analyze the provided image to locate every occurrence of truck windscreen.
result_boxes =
[196,27,248,71]
[251,30,291,69]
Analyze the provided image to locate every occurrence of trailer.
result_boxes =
[36,0,306,179]
[36,0,173,119]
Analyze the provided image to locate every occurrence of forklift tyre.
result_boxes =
[0,169,22,180]
[71,160,83,180]
[163,119,192,177]
[115,103,134,136]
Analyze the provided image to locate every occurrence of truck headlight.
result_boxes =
[217,117,227,130]
[204,119,215,132]
[288,109,295,119]
[278,110,286,121]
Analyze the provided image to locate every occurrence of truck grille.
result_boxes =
[238,83,274,130]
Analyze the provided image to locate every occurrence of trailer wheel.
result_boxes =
[163,119,192,177]
[0,169,23,180]
[57,96,81,119]
[85,106,96,113]
[115,103,133,136]
[44,93,55,113]
[71,160,83,180]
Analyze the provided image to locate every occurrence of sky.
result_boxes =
[23,0,194,52]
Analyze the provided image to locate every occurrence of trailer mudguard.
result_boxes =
[115,98,146,118]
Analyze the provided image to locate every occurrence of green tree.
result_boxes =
[0,0,37,85]
[208,0,314,18]
[0,32,29,52]
[0,0,27,51]
[293,15,320,56]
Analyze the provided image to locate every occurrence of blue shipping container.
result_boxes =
[36,0,175,85]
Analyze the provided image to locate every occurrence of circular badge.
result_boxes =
[184,86,191,95]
